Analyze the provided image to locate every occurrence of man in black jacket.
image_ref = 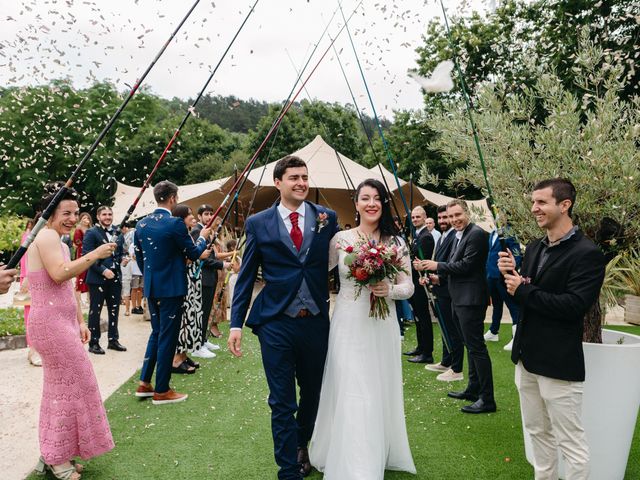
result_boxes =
[404,206,435,364]
[422,199,495,414]
[419,204,464,382]
[499,178,605,479]
[83,206,126,354]
[191,204,227,359]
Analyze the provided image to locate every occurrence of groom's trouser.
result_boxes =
[140,296,184,394]
[256,314,329,480]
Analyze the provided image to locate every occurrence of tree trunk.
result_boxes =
[583,299,603,343]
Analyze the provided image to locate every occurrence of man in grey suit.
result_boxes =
[422,199,495,414]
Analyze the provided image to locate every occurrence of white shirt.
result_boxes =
[277,203,306,235]
[128,243,143,276]
[429,228,442,244]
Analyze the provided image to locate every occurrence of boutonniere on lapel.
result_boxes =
[315,212,328,233]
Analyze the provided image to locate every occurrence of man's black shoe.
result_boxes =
[88,344,105,355]
[447,391,479,402]
[407,354,434,364]
[403,349,421,356]
[461,399,497,414]
[108,341,127,352]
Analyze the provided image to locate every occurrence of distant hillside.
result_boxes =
[170,94,390,136]
[172,94,270,133]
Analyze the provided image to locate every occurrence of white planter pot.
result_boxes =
[522,329,640,480]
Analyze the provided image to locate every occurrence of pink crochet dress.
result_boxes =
[27,247,114,465]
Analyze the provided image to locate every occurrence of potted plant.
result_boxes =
[620,250,640,325]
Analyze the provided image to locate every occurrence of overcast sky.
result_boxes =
[0,0,489,119]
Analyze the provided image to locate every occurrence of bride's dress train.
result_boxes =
[309,229,416,479]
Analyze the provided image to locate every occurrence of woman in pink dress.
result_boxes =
[27,184,115,480]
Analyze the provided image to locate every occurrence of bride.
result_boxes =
[309,178,416,479]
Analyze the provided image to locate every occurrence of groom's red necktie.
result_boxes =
[289,212,303,251]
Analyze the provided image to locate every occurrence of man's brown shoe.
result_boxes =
[135,384,154,398]
[297,447,312,477]
[152,389,188,405]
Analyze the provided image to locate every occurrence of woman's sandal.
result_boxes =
[171,360,196,375]
[185,356,200,369]
[35,457,81,479]
[28,350,42,367]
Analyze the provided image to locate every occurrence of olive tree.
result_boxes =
[423,35,640,341]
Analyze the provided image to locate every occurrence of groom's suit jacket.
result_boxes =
[231,201,338,330]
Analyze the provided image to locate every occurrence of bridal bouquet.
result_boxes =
[341,237,407,319]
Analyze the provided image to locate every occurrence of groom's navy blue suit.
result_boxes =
[231,201,338,480]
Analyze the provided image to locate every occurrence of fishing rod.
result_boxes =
[337,2,452,351]
[192,6,349,278]
[202,1,364,232]
[5,0,203,269]
[117,0,260,231]
[329,36,404,230]
[284,49,356,201]
[437,0,519,266]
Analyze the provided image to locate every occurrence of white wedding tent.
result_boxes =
[111,135,493,230]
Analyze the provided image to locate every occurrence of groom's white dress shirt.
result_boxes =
[278,202,306,235]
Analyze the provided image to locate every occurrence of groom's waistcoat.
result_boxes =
[230,202,338,330]
[278,204,320,317]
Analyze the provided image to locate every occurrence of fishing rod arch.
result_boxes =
[191,3,362,279]
[6,0,203,269]
[202,1,364,232]
[117,0,260,231]
[205,2,349,241]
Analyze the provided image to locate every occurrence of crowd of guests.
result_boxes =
[16,202,242,370]
[0,175,606,479]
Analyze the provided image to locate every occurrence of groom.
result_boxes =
[229,155,338,480]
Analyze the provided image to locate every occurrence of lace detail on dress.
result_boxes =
[27,247,114,464]
[329,230,414,307]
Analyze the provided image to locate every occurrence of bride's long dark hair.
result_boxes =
[354,178,399,240]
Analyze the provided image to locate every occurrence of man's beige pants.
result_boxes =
[515,362,589,480]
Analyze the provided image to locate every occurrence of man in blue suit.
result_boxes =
[484,222,522,351]
[229,155,339,480]
[83,206,126,354]
[134,180,211,405]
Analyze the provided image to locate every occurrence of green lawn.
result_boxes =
[27,323,640,479]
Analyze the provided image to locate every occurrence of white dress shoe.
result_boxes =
[204,341,221,351]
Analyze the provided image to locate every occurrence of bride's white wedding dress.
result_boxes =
[309,229,417,479]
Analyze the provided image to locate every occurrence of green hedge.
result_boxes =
[0,307,26,336]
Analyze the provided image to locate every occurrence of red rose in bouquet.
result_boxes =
[340,237,407,319]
